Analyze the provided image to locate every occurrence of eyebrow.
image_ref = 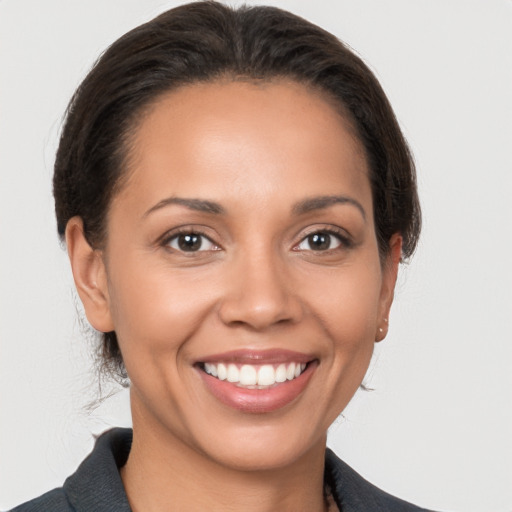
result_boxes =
[143,194,366,220]
[292,195,366,221]
[143,197,225,217]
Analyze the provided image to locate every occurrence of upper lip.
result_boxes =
[197,349,315,365]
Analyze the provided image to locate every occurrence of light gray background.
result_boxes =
[1,1,511,510]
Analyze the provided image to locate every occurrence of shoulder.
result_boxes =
[325,449,438,512]
[8,428,132,512]
[8,488,71,512]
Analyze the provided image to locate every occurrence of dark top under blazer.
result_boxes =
[10,428,436,511]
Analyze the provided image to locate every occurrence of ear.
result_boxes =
[65,217,114,333]
[375,233,402,342]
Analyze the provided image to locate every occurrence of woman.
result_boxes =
[11,2,431,510]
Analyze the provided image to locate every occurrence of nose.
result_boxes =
[218,249,303,331]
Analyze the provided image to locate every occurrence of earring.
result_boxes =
[377,319,388,339]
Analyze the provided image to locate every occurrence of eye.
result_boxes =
[295,231,345,251]
[166,232,218,252]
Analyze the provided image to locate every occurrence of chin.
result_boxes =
[199,425,327,473]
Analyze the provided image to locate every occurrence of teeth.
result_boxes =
[204,363,218,378]
[239,365,257,385]
[275,364,287,383]
[203,361,308,387]
[257,365,275,386]
[227,364,239,383]
[217,363,227,381]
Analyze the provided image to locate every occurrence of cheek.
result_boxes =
[317,265,382,395]
[307,262,383,341]
[105,257,217,360]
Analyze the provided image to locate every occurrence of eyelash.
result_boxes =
[161,228,220,253]
[293,227,352,253]
[160,226,352,254]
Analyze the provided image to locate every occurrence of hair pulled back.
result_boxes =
[54,1,421,381]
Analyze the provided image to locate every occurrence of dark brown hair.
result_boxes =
[54,1,421,381]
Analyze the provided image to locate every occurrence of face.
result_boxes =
[76,80,399,471]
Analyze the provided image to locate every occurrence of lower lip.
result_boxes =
[197,362,317,413]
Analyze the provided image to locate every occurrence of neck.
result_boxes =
[122,400,329,512]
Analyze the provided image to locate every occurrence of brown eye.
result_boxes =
[296,231,343,252]
[308,233,331,250]
[178,234,202,251]
[167,232,217,252]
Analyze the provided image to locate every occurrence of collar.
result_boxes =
[63,428,431,512]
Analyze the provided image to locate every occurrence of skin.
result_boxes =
[66,80,401,512]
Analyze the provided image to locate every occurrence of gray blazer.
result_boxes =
[10,428,436,511]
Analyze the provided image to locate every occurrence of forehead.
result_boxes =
[120,79,371,215]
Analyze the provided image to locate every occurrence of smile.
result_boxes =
[196,350,317,413]
[202,362,308,388]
